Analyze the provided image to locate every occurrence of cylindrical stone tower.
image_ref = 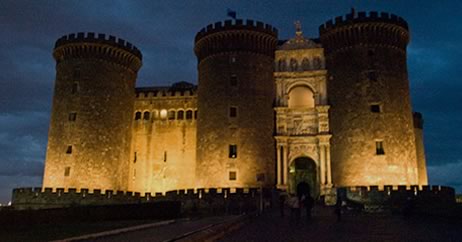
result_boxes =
[194,20,278,188]
[43,32,142,191]
[319,11,419,186]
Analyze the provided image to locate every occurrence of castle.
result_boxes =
[41,10,428,200]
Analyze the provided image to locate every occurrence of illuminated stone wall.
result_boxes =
[43,33,141,191]
[273,31,332,196]
[129,86,197,194]
[320,12,419,186]
[194,20,278,188]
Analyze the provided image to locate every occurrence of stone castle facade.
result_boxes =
[42,10,428,199]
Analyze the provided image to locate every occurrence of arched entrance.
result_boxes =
[288,157,319,198]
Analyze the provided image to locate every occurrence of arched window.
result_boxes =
[160,109,167,119]
[288,85,315,108]
[194,110,198,120]
[143,111,150,120]
[290,58,298,71]
[301,58,311,71]
[186,110,193,120]
[152,110,159,120]
[313,57,322,69]
[278,59,286,72]
[135,112,141,120]
[177,110,184,120]
[168,110,175,120]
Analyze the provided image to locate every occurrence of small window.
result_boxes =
[66,145,72,154]
[229,107,237,118]
[230,56,236,63]
[160,109,167,119]
[71,82,79,94]
[229,145,237,158]
[68,112,77,121]
[135,112,142,120]
[290,58,298,71]
[370,104,381,113]
[163,151,167,162]
[230,74,237,87]
[152,110,159,119]
[64,167,71,177]
[376,141,385,155]
[177,110,184,120]
[278,59,287,71]
[368,49,375,57]
[133,152,137,163]
[229,171,237,181]
[168,110,175,120]
[301,58,311,71]
[313,57,322,69]
[194,110,198,120]
[186,110,193,120]
[367,71,378,81]
[143,111,150,120]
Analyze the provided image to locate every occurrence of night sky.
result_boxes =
[0,0,460,203]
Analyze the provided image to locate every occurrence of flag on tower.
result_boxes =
[227,9,237,19]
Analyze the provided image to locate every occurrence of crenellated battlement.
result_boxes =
[195,19,278,42]
[319,11,409,53]
[343,185,454,193]
[319,11,408,33]
[11,187,264,210]
[194,19,278,62]
[340,185,456,210]
[55,32,142,58]
[135,87,197,99]
[53,32,142,72]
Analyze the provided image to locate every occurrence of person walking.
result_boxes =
[286,193,300,224]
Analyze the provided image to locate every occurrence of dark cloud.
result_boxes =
[0,0,460,203]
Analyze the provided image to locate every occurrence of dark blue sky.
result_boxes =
[0,0,460,203]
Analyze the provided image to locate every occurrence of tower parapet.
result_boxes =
[53,32,142,72]
[320,11,409,53]
[194,19,278,62]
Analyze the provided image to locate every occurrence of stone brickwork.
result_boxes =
[194,20,278,188]
[129,84,197,194]
[43,33,142,191]
[320,11,419,187]
[341,185,455,212]
[11,187,262,212]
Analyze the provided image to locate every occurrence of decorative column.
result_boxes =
[276,145,282,186]
[326,144,332,186]
[320,145,326,185]
[282,144,288,186]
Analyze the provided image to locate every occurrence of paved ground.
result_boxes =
[85,215,236,242]
[220,206,462,242]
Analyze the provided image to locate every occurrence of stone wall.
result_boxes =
[340,185,456,212]
[129,86,197,194]
[11,187,263,213]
